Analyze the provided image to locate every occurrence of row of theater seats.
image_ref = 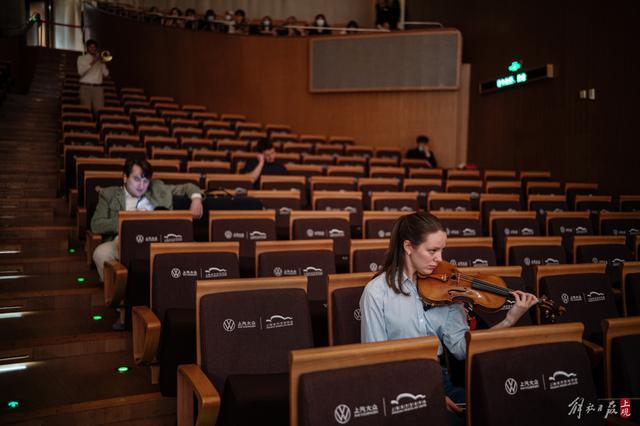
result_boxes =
[63,77,640,425]
[108,216,639,423]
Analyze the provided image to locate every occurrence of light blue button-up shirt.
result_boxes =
[360,272,470,360]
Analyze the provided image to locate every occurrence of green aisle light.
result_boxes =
[508,60,522,73]
[7,400,19,409]
[68,248,76,254]
[76,276,86,284]
[92,315,103,321]
[116,366,129,374]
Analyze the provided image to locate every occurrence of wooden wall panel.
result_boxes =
[406,0,640,195]
[85,6,469,168]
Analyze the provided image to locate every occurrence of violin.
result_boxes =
[417,261,566,322]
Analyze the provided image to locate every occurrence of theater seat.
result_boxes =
[466,323,599,426]
[102,211,194,325]
[327,272,373,345]
[603,316,640,422]
[622,261,640,316]
[131,241,239,396]
[534,263,618,344]
[350,239,388,273]
[177,276,313,426]
[443,237,497,268]
[290,336,447,426]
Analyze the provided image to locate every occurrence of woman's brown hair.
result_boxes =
[377,212,444,295]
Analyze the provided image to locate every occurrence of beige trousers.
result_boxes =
[79,85,105,110]
[92,237,119,281]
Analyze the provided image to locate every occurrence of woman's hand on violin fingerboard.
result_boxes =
[505,291,538,326]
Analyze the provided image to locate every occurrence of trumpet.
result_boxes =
[99,50,113,62]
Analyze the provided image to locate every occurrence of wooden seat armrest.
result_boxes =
[69,189,78,217]
[582,339,604,368]
[77,207,87,238]
[104,260,128,308]
[132,306,161,365]
[177,364,220,426]
[85,230,102,266]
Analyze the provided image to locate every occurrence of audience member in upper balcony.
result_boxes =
[308,14,331,35]
[259,16,277,35]
[163,7,183,28]
[340,20,359,35]
[146,6,162,24]
[242,138,289,185]
[229,9,248,34]
[279,15,305,36]
[200,9,218,31]
[77,39,109,111]
[375,0,400,30]
[91,158,204,283]
[184,8,198,30]
[406,135,438,168]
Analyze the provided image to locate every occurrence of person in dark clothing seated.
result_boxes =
[242,138,289,185]
[406,134,438,168]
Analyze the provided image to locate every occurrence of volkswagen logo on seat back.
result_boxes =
[504,378,518,395]
[334,404,352,424]
[222,318,236,332]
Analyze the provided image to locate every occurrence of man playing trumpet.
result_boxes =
[77,39,110,111]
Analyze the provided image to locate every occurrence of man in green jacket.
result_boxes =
[91,158,204,281]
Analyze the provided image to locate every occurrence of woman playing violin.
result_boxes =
[359,212,538,414]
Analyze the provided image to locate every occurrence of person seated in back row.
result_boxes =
[406,134,438,168]
[91,158,204,282]
[242,138,289,186]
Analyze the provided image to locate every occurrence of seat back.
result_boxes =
[489,211,539,264]
[535,264,618,342]
[290,211,351,270]
[256,240,335,301]
[290,337,445,426]
[205,173,254,192]
[260,175,307,207]
[428,192,472,212]
[432,211,483,238]
[574,236,634,288]
[370,191,419,212]
[467,323,597,426]
[327,272,373,345]
[196,277,313,392]
[402,178,443,209]
[248,190,301,239]
[362,211,411,239]
[622,261,640,316]
[64,145,104,191]
[350,239,388,273]
[150,242,239,324]
[506,236,567,267]
[209,210,277,275]
[312,190,363,232]
[357,177,401,209]
[119,211,194,269]
[603,316,640,399]
[76,158,124,204]
[443,237,497,267]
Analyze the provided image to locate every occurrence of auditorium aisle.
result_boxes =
[0,48,174,424]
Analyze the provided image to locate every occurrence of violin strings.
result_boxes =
[454,272,513,297]
[454,272,543,305]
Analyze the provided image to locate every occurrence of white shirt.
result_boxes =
[124,187,154,211]
[360,272,470,360]
[77,53,109,85]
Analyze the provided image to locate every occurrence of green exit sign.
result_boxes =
[480,64,554,94]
